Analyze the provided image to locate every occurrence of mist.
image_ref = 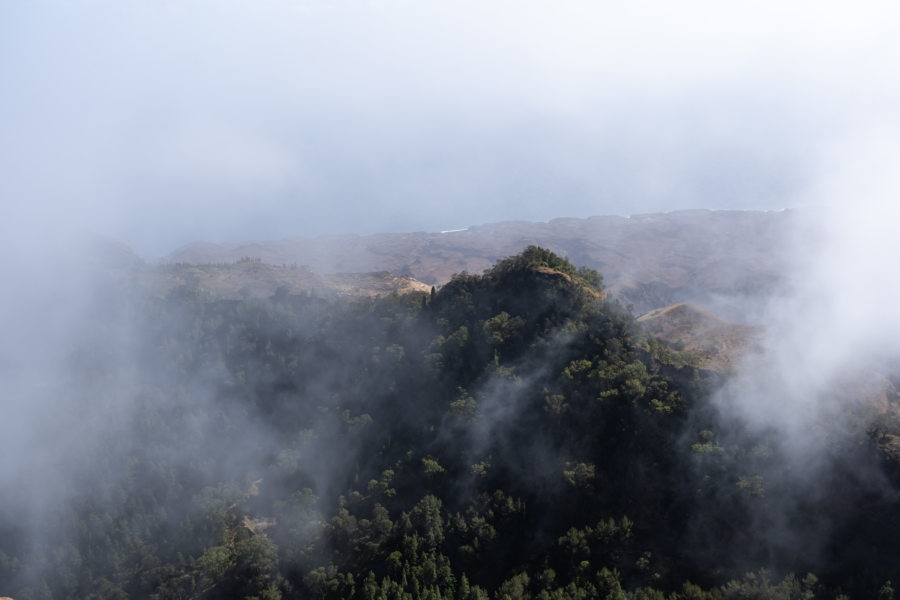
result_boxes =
[720,131,900,443]
[688,132,900,572]
[3,1,900,597]
[3,1,899,255]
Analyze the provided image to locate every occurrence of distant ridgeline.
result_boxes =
[2,247,900,599]
[165,210,797,322]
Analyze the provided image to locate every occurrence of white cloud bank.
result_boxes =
[1,1,899,254]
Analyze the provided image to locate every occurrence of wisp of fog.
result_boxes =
[701,132,900,568]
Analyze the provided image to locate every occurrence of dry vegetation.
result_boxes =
[637,301,762,372]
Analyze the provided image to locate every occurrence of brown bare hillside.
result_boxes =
[638,302,762,372]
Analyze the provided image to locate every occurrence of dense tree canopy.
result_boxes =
[1,248,899,599]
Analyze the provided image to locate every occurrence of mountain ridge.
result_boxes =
[164,209,795,320]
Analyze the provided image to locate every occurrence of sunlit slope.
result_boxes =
[637,302,761,372]
[636,302,900,441]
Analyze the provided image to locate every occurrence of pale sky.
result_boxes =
[2,0,899,256]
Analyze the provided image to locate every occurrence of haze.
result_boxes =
[6,3,900,596]
[3,1,899,256]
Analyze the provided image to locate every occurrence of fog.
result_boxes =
[3,1,899,255]
[3,1,900,596]
[692,131,900,570]
[718,130,900,443]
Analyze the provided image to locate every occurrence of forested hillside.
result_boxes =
[2,247,899,599]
